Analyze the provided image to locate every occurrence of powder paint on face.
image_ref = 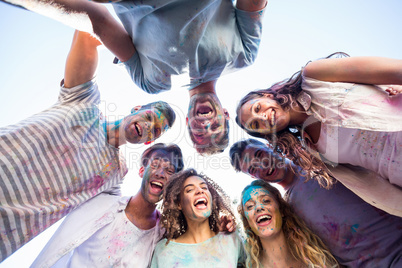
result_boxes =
[242,186,282,237]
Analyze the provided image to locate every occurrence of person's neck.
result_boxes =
[188,80,217,97]
[259,232,302,268]
[176,219,216,244]
[125,191,158,230]
[277,164,298,190]
[105,119,126,148]
[288,102,309,126]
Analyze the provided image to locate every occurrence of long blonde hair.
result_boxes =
[238,180,338,268]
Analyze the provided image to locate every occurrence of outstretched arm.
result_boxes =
[303,56,402,85]
[64,30,102,88]
[4,0,135,62]
[236,0,267,11]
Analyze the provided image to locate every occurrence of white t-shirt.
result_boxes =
[150,232,245,268]
[316,123,402,187]
[67,211,161,267]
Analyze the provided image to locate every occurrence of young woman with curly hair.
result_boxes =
[150,168,245,267]
[235,53,402,216]
[239,180,338,268]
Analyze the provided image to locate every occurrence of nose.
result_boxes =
[255,202,264,212]
[195,186,204,195]
[154,167,166,180]
[201,121,210,128]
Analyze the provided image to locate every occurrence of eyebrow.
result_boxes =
[183,182,207,190]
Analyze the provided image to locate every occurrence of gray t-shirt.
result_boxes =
[113,0,265,93]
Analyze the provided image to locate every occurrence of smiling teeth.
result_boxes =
[197,111,212,117]
[271,110,275,126]
[267,167,274,176]
[256,215,272,223]
[194,198,207,205]
[151,181,163,188]
[135,123,142,136]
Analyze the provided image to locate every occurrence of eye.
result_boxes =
[255,103,260,113]
[166,168,175,175]
[146,113,153,121]
[262,198,271,204]
[186,188,193,193]
[202,186,208,190]
[246,204,254,210]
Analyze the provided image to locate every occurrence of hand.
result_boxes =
[379,85,402,96]
[219,215,235,233]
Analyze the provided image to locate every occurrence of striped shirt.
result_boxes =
[0,79,128,261]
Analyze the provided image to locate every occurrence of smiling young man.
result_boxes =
[32,143,184,267]
[230,139,402,267]
[0,31,175,262]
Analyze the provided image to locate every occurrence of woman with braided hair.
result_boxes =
[239,180,338,268]
[150,168,245,267]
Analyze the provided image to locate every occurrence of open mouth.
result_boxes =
[195,102,214,120]
[269,110,276,127]
[150,181,163,191]
[256,214,272,224]
[134,122,142,136]
[194,197,208,209]
[266,167,275,176]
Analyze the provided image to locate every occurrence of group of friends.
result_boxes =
[1,0,402,267]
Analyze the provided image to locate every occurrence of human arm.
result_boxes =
[328,164,402,217]
[4,0,135,62]
[64,30,102,88]
[236,0,267,12]
[303,56,402,85]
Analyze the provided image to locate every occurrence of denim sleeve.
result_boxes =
[234,7,266,67]
[117,52,172,95]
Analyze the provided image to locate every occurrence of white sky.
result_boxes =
[1,0,402,266]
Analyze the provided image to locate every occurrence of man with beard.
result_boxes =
[229,139,402,267]
[0,31,176,262]
[3,0,267,154]
[32,143,184,267]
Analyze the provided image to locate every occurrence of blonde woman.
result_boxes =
[239,180,338,268]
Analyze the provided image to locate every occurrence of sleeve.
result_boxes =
[149,240,164,268]
[115,52,172,95]
[58,78,100,105]
[328,164,402,217]
[236,233,247,267]
[234,7,266,66]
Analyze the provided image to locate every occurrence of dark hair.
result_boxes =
[188,118,229,155]
[239,180,338,268]
[140,101,176,127]
[141,143,184,172]
[229,139,266,172]
[160,168,235,244]
[234,53,349,189]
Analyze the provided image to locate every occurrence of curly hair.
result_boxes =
[238,180,338,268]
[235,52,349,189]
[160,168,235,244]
